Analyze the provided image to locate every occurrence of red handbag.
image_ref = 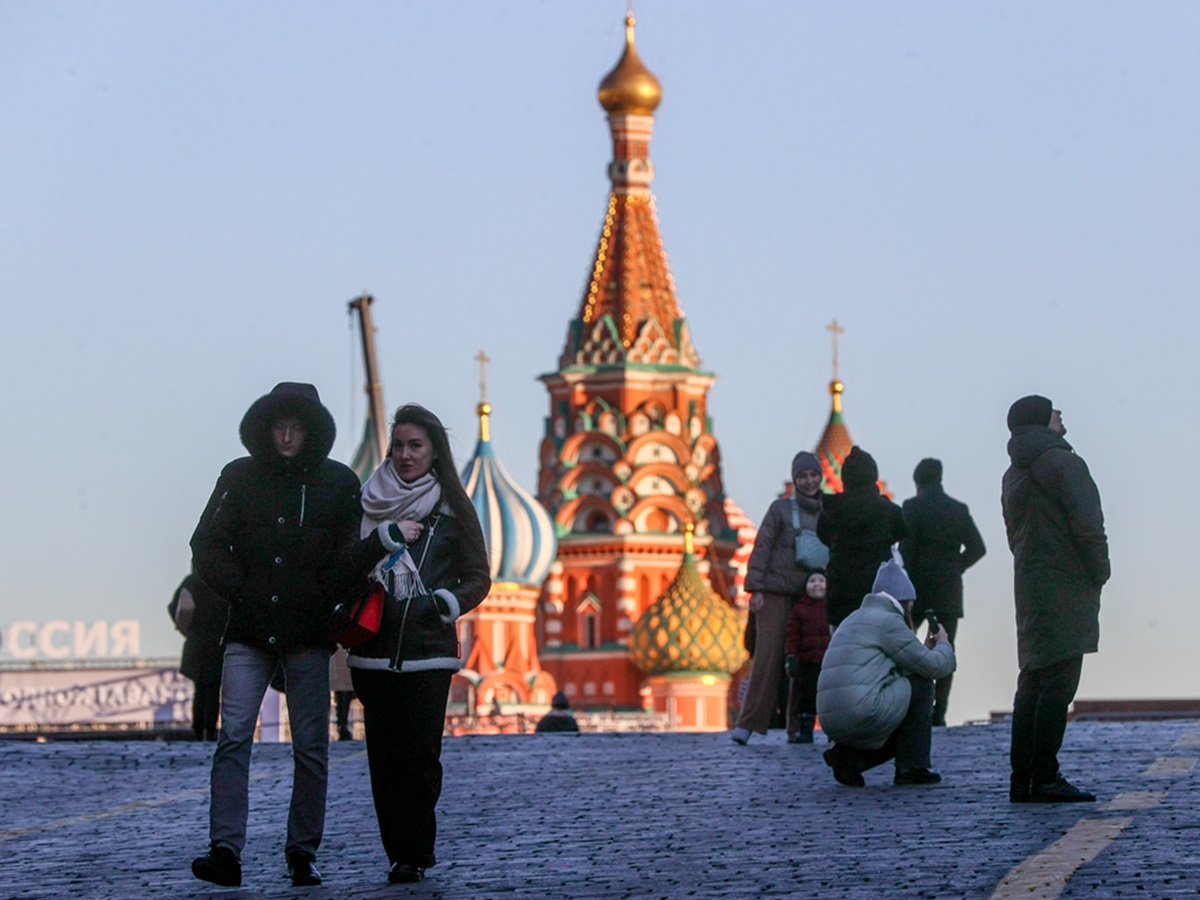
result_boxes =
[330,581,385,648]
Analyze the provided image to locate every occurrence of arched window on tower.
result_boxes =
[585,510,612,533]
[577,594,601,649]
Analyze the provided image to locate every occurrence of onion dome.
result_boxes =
[629,526,749,675]
[598,13,662,115]
[461,401,558,587]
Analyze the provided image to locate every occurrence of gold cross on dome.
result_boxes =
[474,349,491,404]
[826,319,845,381]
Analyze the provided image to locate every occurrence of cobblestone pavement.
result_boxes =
[1,719,1197,898]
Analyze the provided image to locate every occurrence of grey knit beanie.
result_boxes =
[792,451,821,479]
[872,558,916,602]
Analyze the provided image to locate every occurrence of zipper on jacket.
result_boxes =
[392,596,412,671]
[299,484,307,526]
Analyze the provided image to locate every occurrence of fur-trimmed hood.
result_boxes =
[238,382,337,471]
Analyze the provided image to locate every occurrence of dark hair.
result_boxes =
[390,404,486,557]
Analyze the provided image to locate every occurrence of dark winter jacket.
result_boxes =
[784,595,831,664]
[346,506,490,673]
[745,495,822,598]
[168,574,228,685]
[818,486,907,628]
[535,710,581,733]
[899,486,986,618]
[1002,426,1109,671]
[190,383,363,652]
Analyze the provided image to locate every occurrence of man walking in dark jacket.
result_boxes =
[900,459,986,726]
[189,383,363,887]
[1002,395,1109,803]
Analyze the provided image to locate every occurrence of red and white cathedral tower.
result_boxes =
[536,15,755,713]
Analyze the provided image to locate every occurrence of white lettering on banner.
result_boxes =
[37,621,71,658]
[0,668,191,725]
[0,621,142,660]
[5,622,38,659]
[75,621,107,657]
[109,621,139,657]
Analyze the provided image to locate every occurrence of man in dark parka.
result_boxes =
[818,446,907,628]
[1002,395,1109,803]
[900,459,986,726]
[189,382,363,887]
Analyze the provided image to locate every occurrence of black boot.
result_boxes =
[192,846,241,887]
[287,851,322,886]
[794,714,815,743]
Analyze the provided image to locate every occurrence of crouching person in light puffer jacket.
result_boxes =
[817,556,955,788]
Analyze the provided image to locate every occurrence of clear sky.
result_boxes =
[2,1,1197,724]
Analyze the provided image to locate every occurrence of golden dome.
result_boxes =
[629,527,748,676]
[597,13,662,115]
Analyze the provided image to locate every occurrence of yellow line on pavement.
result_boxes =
[1100,791,1166,811]
[1141,756,1197,777]
[990,817,1132,900]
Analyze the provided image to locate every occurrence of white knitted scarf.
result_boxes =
[360,461,442,596]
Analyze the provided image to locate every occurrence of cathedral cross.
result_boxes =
[826,319,845,381]
[475,349,491,404]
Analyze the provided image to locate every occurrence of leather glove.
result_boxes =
[784,654,799,679]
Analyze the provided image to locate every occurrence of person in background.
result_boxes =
[330,647,355,740]
[818,558,954,788]
[168,573,228,741]
[345,403,491,884]
[536,691,580,733]
[730,451,826,745]
[900,458,986,726]
[818,446,907,629]
[1003,395,1109,803]
[189,382,363,889]
[783,569,831,743]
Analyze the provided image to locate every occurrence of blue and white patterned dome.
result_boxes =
[461,402,558,587]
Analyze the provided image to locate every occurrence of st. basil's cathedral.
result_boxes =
[441,15,878,730]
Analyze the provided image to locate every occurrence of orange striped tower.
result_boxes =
[535,14,755,715]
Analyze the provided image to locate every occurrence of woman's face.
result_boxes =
[793,469,823,497]
[391,423,434,482]
[806,573,827,599]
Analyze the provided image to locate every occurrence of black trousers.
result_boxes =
[1010,654,1084,785]
[912,611,958,726]
[351,668,452,869]
[831,675,935,772]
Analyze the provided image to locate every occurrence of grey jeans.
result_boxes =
[209,642,331,859]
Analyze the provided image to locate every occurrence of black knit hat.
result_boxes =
[1007,395,1053,431]
[841,446,878,489]
[913,458,942,487]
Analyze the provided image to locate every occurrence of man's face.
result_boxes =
[1048,409,1066,436]
[272,418,307,458]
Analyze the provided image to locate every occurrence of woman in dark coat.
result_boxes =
[730,451,826,745]
[818,446,907,629]
[345,404,490,884]
[168,574,228,741]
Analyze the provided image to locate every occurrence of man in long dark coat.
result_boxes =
[900,459,986,726]
[1002,395,1109,803]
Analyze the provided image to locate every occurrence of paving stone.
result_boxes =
[0,719,1197,898]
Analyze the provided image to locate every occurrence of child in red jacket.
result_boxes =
[784,570,831,743]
